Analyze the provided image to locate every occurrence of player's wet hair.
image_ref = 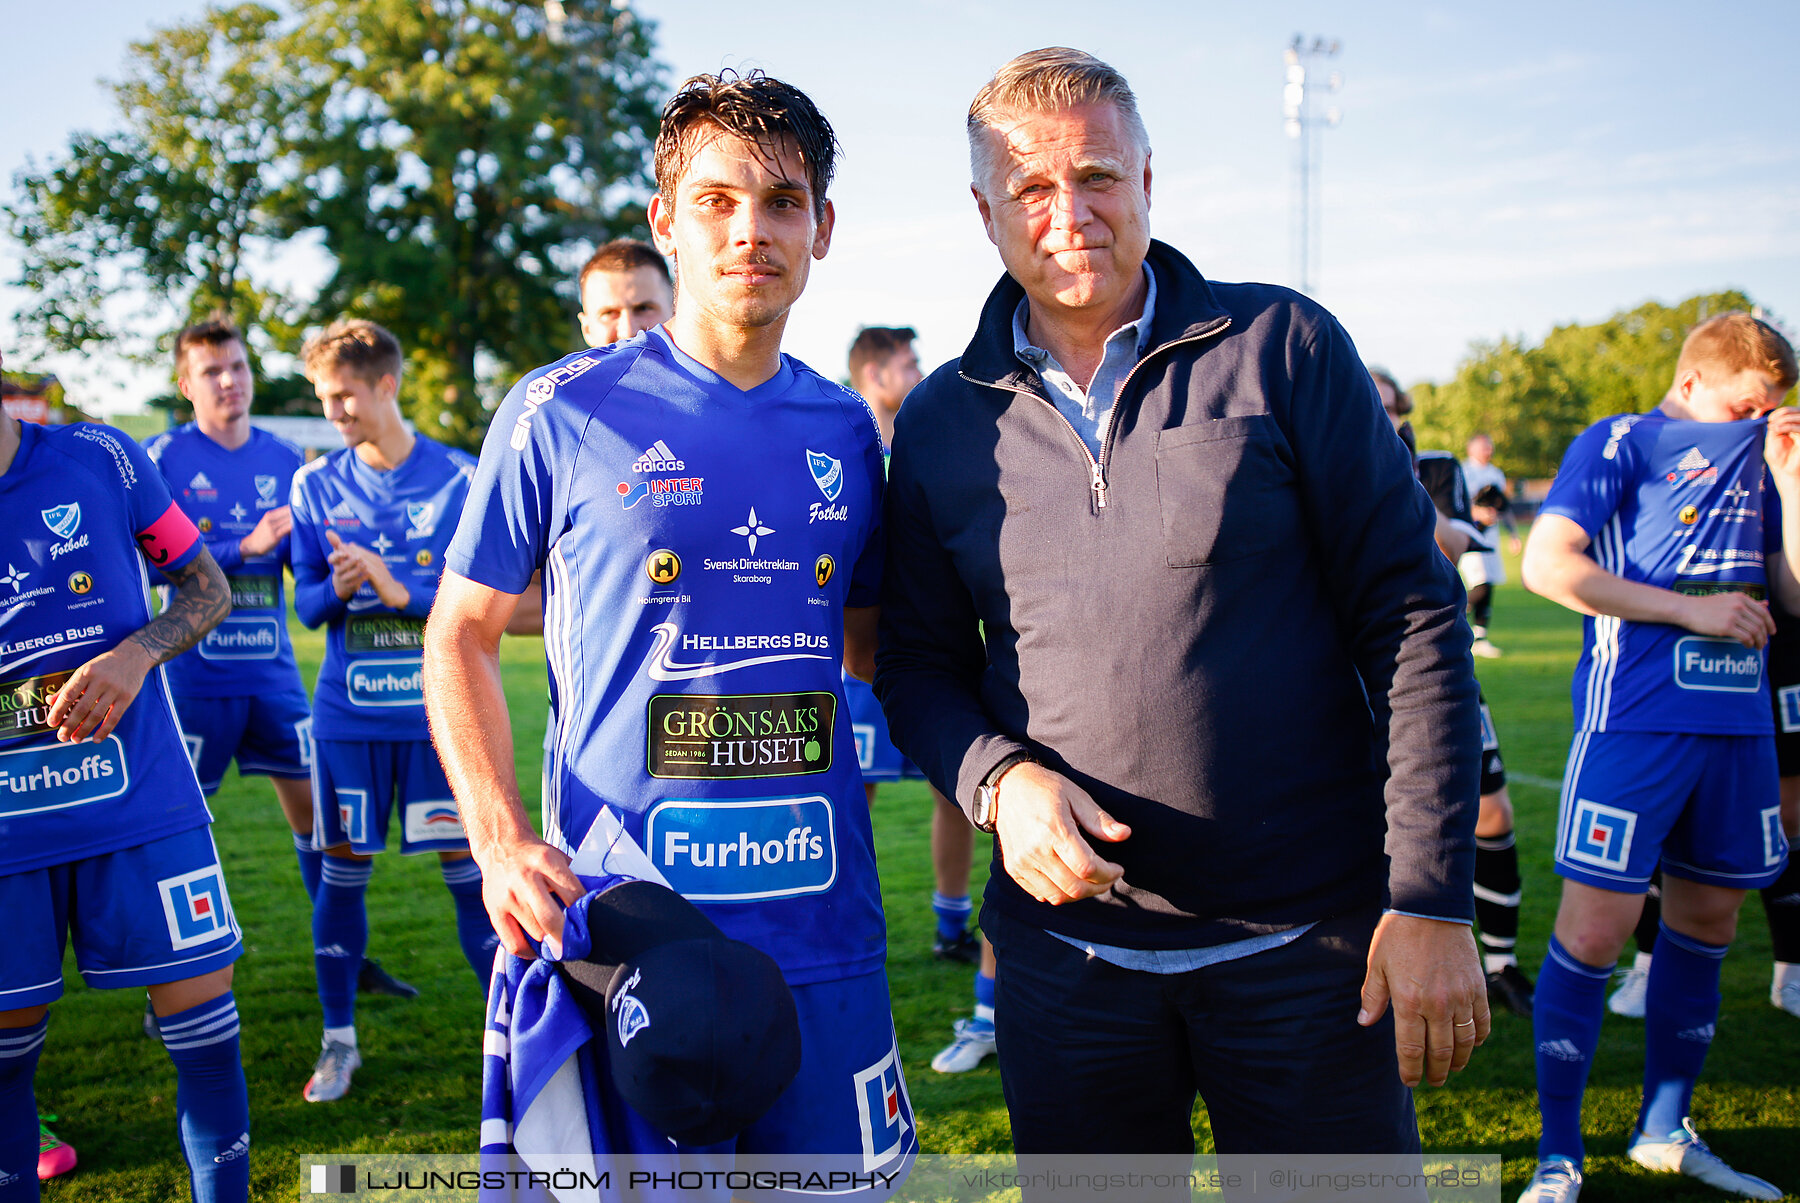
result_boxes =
[579,238,671,299]
[967,47,1149,191]
[654,69,840,221]
[1677,312,1797,392]
[847,326,917,389]
[302,318,403,388]
[174,315,245,378]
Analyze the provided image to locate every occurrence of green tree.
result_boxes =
[6,4,305,363]
[8,0,665,447]
[288,0,663,445]
[1410,291,1767,479]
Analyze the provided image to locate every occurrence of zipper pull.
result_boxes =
[1091,461,1108,510]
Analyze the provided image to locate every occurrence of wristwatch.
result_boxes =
[973,751,1034,833]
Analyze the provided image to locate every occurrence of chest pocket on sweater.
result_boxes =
[1155,416,1298,567]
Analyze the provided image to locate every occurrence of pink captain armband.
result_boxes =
[135,501,201,569]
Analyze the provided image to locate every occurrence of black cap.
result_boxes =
[556,880,801,1145]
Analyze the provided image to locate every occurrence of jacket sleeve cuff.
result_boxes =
[955,739,1033,822]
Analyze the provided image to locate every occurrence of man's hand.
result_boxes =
[239,505,292,558]
[1766,406,1800,486]
[47,641,155,743]
[992,762,1131,904]
[475,831,586,957]
[1675,589,1775,649]
[326,529,409,609]
[1358,912,1489,1087]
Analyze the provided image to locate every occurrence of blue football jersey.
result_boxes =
[144,423,304,695]
[0,422,213,875]
[1541,410,1782,734]
[290,435,474,741]
[446,328,887,985]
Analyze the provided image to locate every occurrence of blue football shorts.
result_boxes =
[0,824,242,1009]
[311,738,468,855]
[843,675,922,785]
[686,968,916,1201]
[174,686,312,794]
[1555,730,1788,891]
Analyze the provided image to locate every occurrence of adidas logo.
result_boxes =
[214,1133,250,1164]
[190,471,215,490]
[1676,448,1710,472]
[1676,1023,1715,1043]
[315,943,355,958]
[1537,1038,1584,1062]
[326,501,357,519]
[632,440,685,473]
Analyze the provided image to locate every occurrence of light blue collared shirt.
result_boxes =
[1011,265,1157,459]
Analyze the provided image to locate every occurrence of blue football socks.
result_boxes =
[1533,935,1612,1165]
[158,994,250,1203]
[973,967,997,1028]
[0,1017,47,1201]
[314,857,373,1029]
[441,859,499,986]
[293,831,323,902]
[1638,921,1726,1140]
[932,891,972,941]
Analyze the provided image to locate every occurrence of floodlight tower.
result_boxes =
[1283,35,1343,296]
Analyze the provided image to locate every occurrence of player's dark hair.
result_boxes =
[1472,484,1510,512]
[655,69,840,221]
[174,315,245,378]
[1368,367,1412,416]
[847,326,917,388]
[302,318,403,388]
[1677,312,1798,392]
[579,238,671,299]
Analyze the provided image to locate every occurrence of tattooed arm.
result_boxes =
[46,548,231,743]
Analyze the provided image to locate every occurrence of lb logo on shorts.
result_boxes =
[1672,636,1762,693]
[158,866,237,951]
[1778,684,1800,733]
[1767,806,1790,869]
[852,1035,913,1172]
[1564,798,1636,873]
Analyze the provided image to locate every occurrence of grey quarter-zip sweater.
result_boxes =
[875,240,1482,949]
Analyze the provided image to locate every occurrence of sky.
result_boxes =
[5,0,1798,412]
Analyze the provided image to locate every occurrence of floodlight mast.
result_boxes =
[1283,35,1343,296]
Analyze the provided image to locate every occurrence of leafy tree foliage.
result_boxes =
[288,0,663,445]
[1410,292,1770,478]
[7,0,664,447]
[6,4,303,362]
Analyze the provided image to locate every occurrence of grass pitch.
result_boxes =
[28,576,1800,1200]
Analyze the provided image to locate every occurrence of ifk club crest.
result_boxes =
[42,503,81,541]
[806,449,843,502]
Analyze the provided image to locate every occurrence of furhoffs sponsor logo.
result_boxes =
[645,795,836,902]
[345,657,424,707]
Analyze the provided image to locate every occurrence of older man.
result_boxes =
[875,47,1486,1157]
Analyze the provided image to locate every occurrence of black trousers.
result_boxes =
[986,904,1420,1157]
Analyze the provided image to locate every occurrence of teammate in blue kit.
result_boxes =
[426,72,914,1192]
[145,319,416,1018]
[290,319,496,1103]
[0,348,248,1202]
[1517,313,1800,1203]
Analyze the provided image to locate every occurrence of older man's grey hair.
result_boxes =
[966,48,1151,192]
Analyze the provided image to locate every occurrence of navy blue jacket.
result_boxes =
[875,241,1481,948]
